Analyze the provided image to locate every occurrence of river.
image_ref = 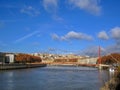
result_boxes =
[0,66,112,90]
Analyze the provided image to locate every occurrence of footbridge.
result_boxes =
[96,64,110,69]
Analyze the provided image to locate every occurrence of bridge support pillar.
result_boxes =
[98,64,102,70]
[98,64,110,70]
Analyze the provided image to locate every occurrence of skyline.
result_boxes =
[0,0,120,56]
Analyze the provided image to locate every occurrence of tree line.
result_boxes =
[15,54,42,63]
[97,53,120,64]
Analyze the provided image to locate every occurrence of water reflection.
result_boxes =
[7,72,14,90]
[98,70,109,86]
[109,71,115,78]
[0,66,111,90]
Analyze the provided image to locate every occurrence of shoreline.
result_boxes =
[101,72,120,90]
[47,62,97,67]
[0,62,99,70]
[0,63,47,70]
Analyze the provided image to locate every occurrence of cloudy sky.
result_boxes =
[0,0,120,55]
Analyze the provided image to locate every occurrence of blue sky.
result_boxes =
[0,0,120,55]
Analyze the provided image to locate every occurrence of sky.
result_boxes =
[0,0,120,56]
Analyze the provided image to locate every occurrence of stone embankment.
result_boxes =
[0,63,46,70]
[47,62,97,67]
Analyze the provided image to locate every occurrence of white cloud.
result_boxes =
[52,31,93,41]
[101,27,120,54]
[43,0,58,13]
[98,31,109,40]
[111,27,120,39]
[85,26,120,56]
[51,33,60,40]
[68,0,101,15]
[106,44,120,54]
[110,26,120,46]
[65,31,93,40]
[20,6,40,16]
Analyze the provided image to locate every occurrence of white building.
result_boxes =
[5,54,14,63]
[78,57,98,64]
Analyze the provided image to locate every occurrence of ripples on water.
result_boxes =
[0,66,110,90]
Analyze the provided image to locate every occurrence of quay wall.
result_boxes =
[0,63,46,70]
[47,62,97,67]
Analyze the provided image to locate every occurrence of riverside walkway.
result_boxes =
[45,62,111,70]
[45,62,97,67]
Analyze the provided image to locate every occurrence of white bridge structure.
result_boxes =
[97,64,110,69]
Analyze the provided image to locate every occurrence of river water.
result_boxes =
[0,66,112,90]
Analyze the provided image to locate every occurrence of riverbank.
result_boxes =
[47,62,97,67]
[101,72,120,90]
[0,62,97,70]
[0,63,47,70]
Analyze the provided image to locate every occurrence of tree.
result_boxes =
[97,53,120,64]
[15,54,42,63]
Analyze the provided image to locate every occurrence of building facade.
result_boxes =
[0,53,5,64]
[5,54,14,63]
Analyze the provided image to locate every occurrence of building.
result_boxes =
[78,57,98,64]
[0,53,5,64]
[5,54,14,63]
